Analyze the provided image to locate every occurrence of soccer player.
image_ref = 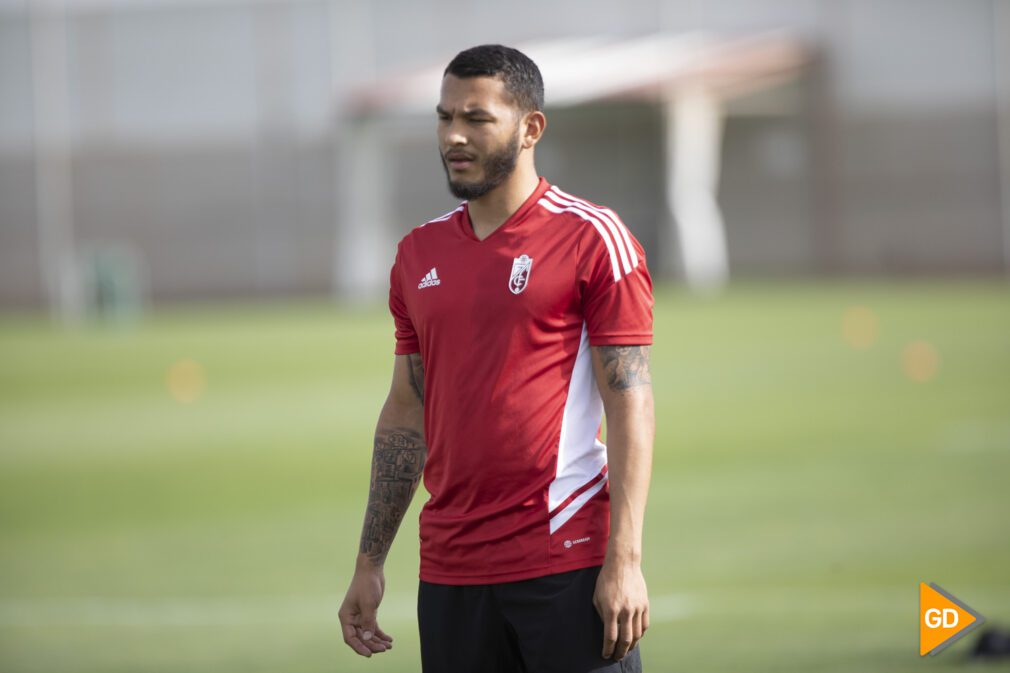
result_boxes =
[338,44,655,672]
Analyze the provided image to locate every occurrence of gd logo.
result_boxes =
[919,582,985,656]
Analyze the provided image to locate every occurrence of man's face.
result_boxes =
[437,74,523,200]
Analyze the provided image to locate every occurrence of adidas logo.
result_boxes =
[418,267,441,289]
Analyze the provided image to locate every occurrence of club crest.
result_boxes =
[508,254,533,295]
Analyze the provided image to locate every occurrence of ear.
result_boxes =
[520,110,546,150]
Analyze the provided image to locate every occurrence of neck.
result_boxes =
[467,162,540,241]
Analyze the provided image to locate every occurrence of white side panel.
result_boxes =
[548,324,608,526]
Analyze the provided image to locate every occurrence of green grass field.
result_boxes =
[1,280,1008,673]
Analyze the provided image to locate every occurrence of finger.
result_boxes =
[356,626,391,654]
[364,638,389,653]
[630,610,643,652]
[601,610,618,659]
[358,609,380,643]
[356,622,392,647]
[373,623,394,644]
[371,633,393,647]
[348,636,373,657]
[642,604,650,633]
[341,623,372,657]
[614,613,634,660]
[365,639,389,653]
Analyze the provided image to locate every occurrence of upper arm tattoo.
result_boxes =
[359,427,427,564]
[597,345,652,392]
[406,352,425,405]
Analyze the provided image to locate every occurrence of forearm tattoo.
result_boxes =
[598,345,652,391]
[359,427,427,564]
[406,352,425,405]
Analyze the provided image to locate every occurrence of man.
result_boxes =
[339,44,655,672]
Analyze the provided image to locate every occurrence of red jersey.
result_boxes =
[388,177,653,585]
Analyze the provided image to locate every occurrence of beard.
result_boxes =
[441,128,521,200]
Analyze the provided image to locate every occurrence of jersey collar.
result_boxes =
[459,176,552,243]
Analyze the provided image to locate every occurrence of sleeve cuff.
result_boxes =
[587,333,653,347]
[394,342,421,355]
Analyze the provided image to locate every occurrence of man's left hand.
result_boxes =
[592,559,649,660]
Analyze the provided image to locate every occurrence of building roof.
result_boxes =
[346,31,811,116]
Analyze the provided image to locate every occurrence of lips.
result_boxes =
[445,152,475,170]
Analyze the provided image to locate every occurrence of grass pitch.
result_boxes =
[1,279,1008,672]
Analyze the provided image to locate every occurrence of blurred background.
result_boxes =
[1,0,1008,671]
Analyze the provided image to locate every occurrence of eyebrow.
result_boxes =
[435,106,496,118]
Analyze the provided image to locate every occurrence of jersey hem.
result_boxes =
[419,554,607,586]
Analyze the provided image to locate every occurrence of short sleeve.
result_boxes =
[578,211,654,346]
[389,246,420,355]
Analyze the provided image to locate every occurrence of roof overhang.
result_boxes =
[345,31,812,117]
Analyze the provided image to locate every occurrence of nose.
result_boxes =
[445,131,467,148]
[442,119,467,147]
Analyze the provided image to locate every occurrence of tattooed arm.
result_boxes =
[590,345,655,662]
[339,352,427,658]
[359,351,426,564]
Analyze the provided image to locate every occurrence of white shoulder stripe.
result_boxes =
[545,189,633,275]
[538,198,622,282]
[421,204,465,226]
[550,186,639,268]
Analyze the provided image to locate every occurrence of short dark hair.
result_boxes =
[444,44,544,113]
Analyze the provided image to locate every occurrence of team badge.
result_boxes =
[508,254,533,295]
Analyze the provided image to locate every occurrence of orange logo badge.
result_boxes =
[919,582,985,656]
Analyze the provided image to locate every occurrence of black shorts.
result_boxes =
[417,565,643,673]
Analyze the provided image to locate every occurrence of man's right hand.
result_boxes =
[338,565,394,657]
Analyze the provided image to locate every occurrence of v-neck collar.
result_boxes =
[459,177,551,243]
